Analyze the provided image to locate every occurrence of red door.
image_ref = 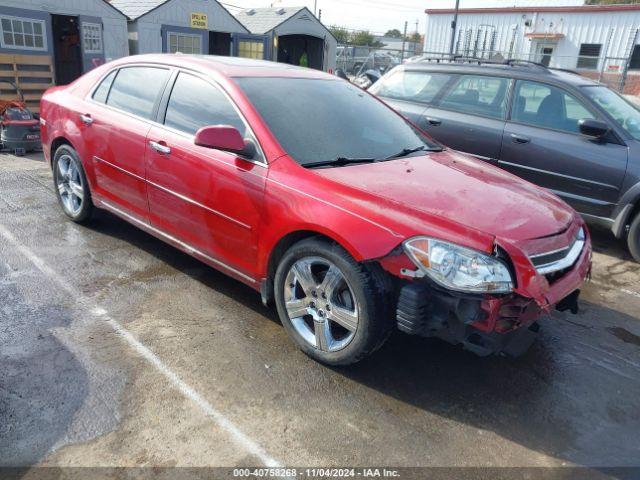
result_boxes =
[84,66,171,220]
[145,72,267,280]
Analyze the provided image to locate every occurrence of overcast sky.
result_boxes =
[223,0,583,36]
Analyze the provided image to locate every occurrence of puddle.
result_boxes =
[608,327,640,346]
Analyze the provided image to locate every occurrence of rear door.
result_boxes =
[146,71,267,278]
[499,80,628,218]
[421,74,511,162]
[369,68,452,124]
[85,65,171,220]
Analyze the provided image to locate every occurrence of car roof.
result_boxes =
[405,62,599,88]
[110,53,334,80]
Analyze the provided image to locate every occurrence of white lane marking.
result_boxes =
[0,223,281,468]
[590,280,640,300]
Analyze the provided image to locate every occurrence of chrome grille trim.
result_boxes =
[530,228,585,275]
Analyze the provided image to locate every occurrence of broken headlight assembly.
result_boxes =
[403,237,513,294]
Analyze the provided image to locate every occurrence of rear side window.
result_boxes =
[92,69,117,104]
[371,70,450,104]
[512,81,595,133]
[163,72,247,137]
[106,67,169,119]
[439,75,509,119]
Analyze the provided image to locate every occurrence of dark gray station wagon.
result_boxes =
[369,61,640,261]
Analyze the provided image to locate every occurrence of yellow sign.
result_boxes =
[190,13,208,29]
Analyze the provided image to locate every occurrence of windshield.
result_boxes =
[582,86,640,141]
[236,77,438,165]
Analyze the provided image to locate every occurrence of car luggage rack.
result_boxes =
[415,56,578,74]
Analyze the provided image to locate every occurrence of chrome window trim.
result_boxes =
[85,63,268,168]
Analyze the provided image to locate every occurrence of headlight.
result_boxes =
[403,237,513,293]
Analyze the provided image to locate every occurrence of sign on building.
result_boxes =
[190,13,208,29]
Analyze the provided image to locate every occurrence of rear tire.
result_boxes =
[274,237,394,366]
[627,212,640,263]
[53,144,93,223]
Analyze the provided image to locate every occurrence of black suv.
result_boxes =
[369,60,640,261]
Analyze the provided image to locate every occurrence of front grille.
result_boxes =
[530,228,585,276]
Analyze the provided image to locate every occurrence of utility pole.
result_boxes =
[401,21,408,61]
[449,0,460,55]
[314,0,317,16]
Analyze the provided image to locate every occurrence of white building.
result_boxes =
[424,4,640,77]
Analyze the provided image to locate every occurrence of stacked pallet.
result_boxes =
[0,54,55,114]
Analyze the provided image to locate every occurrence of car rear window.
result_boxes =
[370,70,451,104]
[106,67,170,120]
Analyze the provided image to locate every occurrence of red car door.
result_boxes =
[84,66,171,221]
[145,72,267,279]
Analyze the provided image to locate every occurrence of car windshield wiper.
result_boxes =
[383,145,441,160]
[303,156,376,169]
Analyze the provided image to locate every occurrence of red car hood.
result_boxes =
[313,150,575,243]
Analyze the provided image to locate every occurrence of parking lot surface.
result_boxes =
[1,152,640,472]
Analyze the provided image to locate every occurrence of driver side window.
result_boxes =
[511,80,595,134]
[163,72,262,161]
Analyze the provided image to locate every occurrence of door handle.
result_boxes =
[149,140,171,155]
[511,134,531,144]
[79,114,94,125]
[426,117,442,126]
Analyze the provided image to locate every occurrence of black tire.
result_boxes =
[628,212,640,263]
[52,144,93,223]
[274,237,394,366]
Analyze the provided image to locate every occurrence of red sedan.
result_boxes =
[40,55,591,365]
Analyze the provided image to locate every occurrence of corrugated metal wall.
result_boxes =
[424,9,640,70]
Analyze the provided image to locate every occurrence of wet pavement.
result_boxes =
[1,152,639,472]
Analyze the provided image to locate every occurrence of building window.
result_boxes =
[238,40,264,60]
[0,15,46,51]
[167,32,202,54]
[577,43,602,70]
[82,23,103,53]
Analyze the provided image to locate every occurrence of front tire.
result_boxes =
[627,212,640,263]
[274,238,394,365]
[53,144,93,223]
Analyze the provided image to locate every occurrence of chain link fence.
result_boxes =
[336,44,420,78]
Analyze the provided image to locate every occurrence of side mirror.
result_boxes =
[194,125,245,154]
[579,118,609,138]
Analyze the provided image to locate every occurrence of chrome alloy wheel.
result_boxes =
[56,154,84,216]
[284,256,359,352]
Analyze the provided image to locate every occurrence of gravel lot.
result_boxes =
[1,151,639,475]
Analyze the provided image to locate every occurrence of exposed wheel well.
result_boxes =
[262,230,342,306]
[49,136,74,167]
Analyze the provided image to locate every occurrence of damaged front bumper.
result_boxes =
[381,224,592,357]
